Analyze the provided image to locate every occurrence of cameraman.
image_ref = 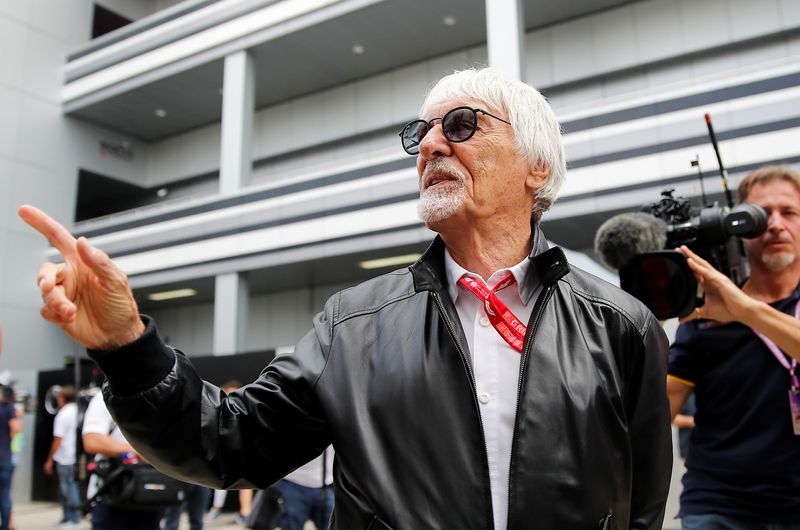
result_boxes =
[83,391,161,530]
[668,165,800,529]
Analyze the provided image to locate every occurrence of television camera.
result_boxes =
[595,114,768,320]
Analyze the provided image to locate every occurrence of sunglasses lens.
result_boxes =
[401,121,428,154]
[443,108,477,142]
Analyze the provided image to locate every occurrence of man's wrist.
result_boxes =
[88,316,176,397]
[101,318,146,351]
[738,298,770,328]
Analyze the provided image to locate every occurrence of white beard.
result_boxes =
[417,160,467,223]
[761,251,796,271]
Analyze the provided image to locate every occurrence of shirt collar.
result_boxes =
[444,248,537,305]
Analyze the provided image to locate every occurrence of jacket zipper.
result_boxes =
[432,291,495,530]
[506,284,555,530]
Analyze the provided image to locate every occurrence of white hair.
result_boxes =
[420,68,566,222]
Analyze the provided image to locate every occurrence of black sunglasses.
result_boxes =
[399,106,511,155]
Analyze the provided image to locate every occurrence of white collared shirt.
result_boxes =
[284,446,334,488]
[53,402,78,465]
[83,392,129,498]
[444,249,540,530]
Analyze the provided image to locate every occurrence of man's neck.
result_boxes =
[744,261,800,303]
[441,220,533,280]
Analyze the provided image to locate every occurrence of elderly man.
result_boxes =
[669,165,800,530]
[19,68,671,530]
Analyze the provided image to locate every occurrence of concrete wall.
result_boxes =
[134,0,800,198]
[0,0,100,502]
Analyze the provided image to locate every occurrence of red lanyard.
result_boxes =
[458,272,527,353]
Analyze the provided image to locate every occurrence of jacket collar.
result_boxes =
[410,224,570,294]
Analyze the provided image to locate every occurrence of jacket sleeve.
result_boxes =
[625,313,673,530]
[87,310,334,490]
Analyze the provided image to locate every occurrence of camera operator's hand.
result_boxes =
[678,245,800,361]
[17,205,145,351]
[677,245,758,325]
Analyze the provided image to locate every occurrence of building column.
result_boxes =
[213,272,249,355]
[219,50,255,195]
[485,0,525,80]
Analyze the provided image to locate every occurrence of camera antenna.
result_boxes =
[691,155,709,206]
[704,113,735,209]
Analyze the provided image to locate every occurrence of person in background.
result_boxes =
[205,488,226,522]
[205,380,253,526]
[276,447,333,530]
[673,395,696,460]
[161,482,210,530]
[82,391,160,530]
[44,385,82,528]
[668,165,800,529]
[237,490,253,526]
[0,326,21,530]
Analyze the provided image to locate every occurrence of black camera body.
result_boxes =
[619,189,767,320]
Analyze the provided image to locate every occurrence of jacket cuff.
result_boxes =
[87,315,176,397]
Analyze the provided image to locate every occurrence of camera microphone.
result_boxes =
[594,212,668,270]
[595,212,696,319]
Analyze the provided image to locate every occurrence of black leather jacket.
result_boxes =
[90,227,671,530]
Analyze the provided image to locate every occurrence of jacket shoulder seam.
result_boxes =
[562,279,649,338]
[334,289,418,326]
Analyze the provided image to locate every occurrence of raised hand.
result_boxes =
[18,205,145,350]
[677,245,757,325]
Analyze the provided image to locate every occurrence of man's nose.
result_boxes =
[418,123,452,160]
[767,211,785,231]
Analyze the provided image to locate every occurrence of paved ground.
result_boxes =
[15,455,685,530]
[14,500,678,530]
[11,502,255,530]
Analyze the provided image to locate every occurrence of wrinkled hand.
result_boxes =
[18,205,144,350]
[677,245,757,325]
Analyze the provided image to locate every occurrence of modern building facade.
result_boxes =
[1,0,799,505]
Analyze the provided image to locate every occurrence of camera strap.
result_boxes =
[753,299,800,435]
[458,272,526,353]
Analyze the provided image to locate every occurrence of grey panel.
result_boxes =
[602,72,648,100]
[677,0,731,51]
[17,97,73,172]
[0,85,21,160]
[729,0,780,42]
[522,0,638,31]
[11,163,77,229]
[29,0,92,47]
[0,2,33,23]
[590,5,637,73]
[632,0,683,63]
[22,30,66,103]
[0,16,29,90]
[780,0,800,28]
[551,17,594,84]
[524,29,553,88]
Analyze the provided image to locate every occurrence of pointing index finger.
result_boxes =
[18,205,79,260]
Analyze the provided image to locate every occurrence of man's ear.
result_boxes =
[526,162,549,191]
